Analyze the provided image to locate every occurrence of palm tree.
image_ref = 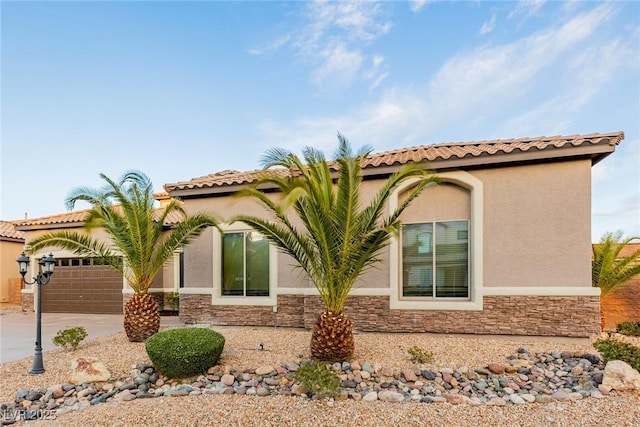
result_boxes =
[593,231,640,297]
[234,135,438,361]
[28,171,218,342]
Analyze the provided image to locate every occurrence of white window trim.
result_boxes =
[389,171,484,310]
[212,222,278,306]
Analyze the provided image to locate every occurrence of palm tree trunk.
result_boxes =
[310,311,355,362]
[124,292,160,342]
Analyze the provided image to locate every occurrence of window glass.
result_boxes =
[245,232,270,296]
[402,221,469,299]
[222,233,244,296]
[435,221,469,298]
[222,231,269,297]
[403,223,433,297]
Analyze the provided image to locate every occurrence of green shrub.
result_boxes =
[293,360,341,399]
[53,326,88,351]
[593,338,640,371]
[407,346,434,364]
[145,327,225,378]
[167,292,180,310]
[616,321,640,337]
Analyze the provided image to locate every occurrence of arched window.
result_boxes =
[389,171,484,310]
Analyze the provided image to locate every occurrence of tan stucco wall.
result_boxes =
[471,160,592,287]
[178,160,592,293]
[182,180,394,290]
[183,227,214,288]
[400,182,470,223]
[1,240,25,302]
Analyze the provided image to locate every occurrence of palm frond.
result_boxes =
[29,170,218,294]
[232,135,437,313]
[592,231,640,297]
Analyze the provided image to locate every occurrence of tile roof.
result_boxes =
[165,131,624,193]
[14,207,184,230]
[362,132,623,167]
[0,221,25,241]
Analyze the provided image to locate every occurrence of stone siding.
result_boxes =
[179,293,601,337]
[601,278,640,330]
[179,294,213,324]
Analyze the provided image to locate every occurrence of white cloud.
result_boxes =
[248,34,292,56]
[363,54,389,90]
[409,0,429,13]
[500,29,638,137]
[479,13,497,35]
[258,3,625,151]
[311,40,364,87]
[508,0,546,20]
[592,138,640,239]
[427,2,617,129]
[249,0,392,89]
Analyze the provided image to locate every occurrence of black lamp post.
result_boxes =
[17,252,56,374]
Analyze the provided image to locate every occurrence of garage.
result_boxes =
[41,257,123,314]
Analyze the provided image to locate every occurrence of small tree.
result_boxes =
[592,231,640,297]
[234,134,438,361]
[28,171,218,342]
[593,231,640,330]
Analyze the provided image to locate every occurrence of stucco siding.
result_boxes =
[472,160,592,288]
[400,182,470,223]
[183,227,214,288]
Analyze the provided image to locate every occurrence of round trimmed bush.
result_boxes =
[145,327,225,378]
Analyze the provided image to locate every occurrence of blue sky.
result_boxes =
[1,0,638,242]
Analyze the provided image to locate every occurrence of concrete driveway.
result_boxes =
[0,312,183,363]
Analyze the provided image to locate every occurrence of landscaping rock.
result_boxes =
[69,358,111,385]
[602,361,640,391]
[3,346,632,418]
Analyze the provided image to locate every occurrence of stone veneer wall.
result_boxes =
[179,294,601,337]
[601,278,640,330]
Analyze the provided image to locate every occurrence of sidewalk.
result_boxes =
[0,312,183,363]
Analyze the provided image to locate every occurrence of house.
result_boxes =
[599,242,640,330]
[13,194,181,314]
[164,131,625,338]
[0,221,25,305]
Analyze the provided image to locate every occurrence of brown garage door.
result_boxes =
[41,257,123,314]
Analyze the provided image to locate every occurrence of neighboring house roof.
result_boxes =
[14,208,184,231]
[592,242,640,260]
[619,243,640,259]
[0,221,25,242]
[165,131,624,197]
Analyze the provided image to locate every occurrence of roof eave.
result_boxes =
[0,236,26,243]
[15,222,86,232]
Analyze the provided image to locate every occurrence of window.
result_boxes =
[179,252,185,289]
[222,231,269,297]
[402,221,469,298]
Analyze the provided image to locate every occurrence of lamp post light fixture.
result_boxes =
[16,252,56,374]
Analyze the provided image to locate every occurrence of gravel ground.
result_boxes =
[1,319,639,426]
